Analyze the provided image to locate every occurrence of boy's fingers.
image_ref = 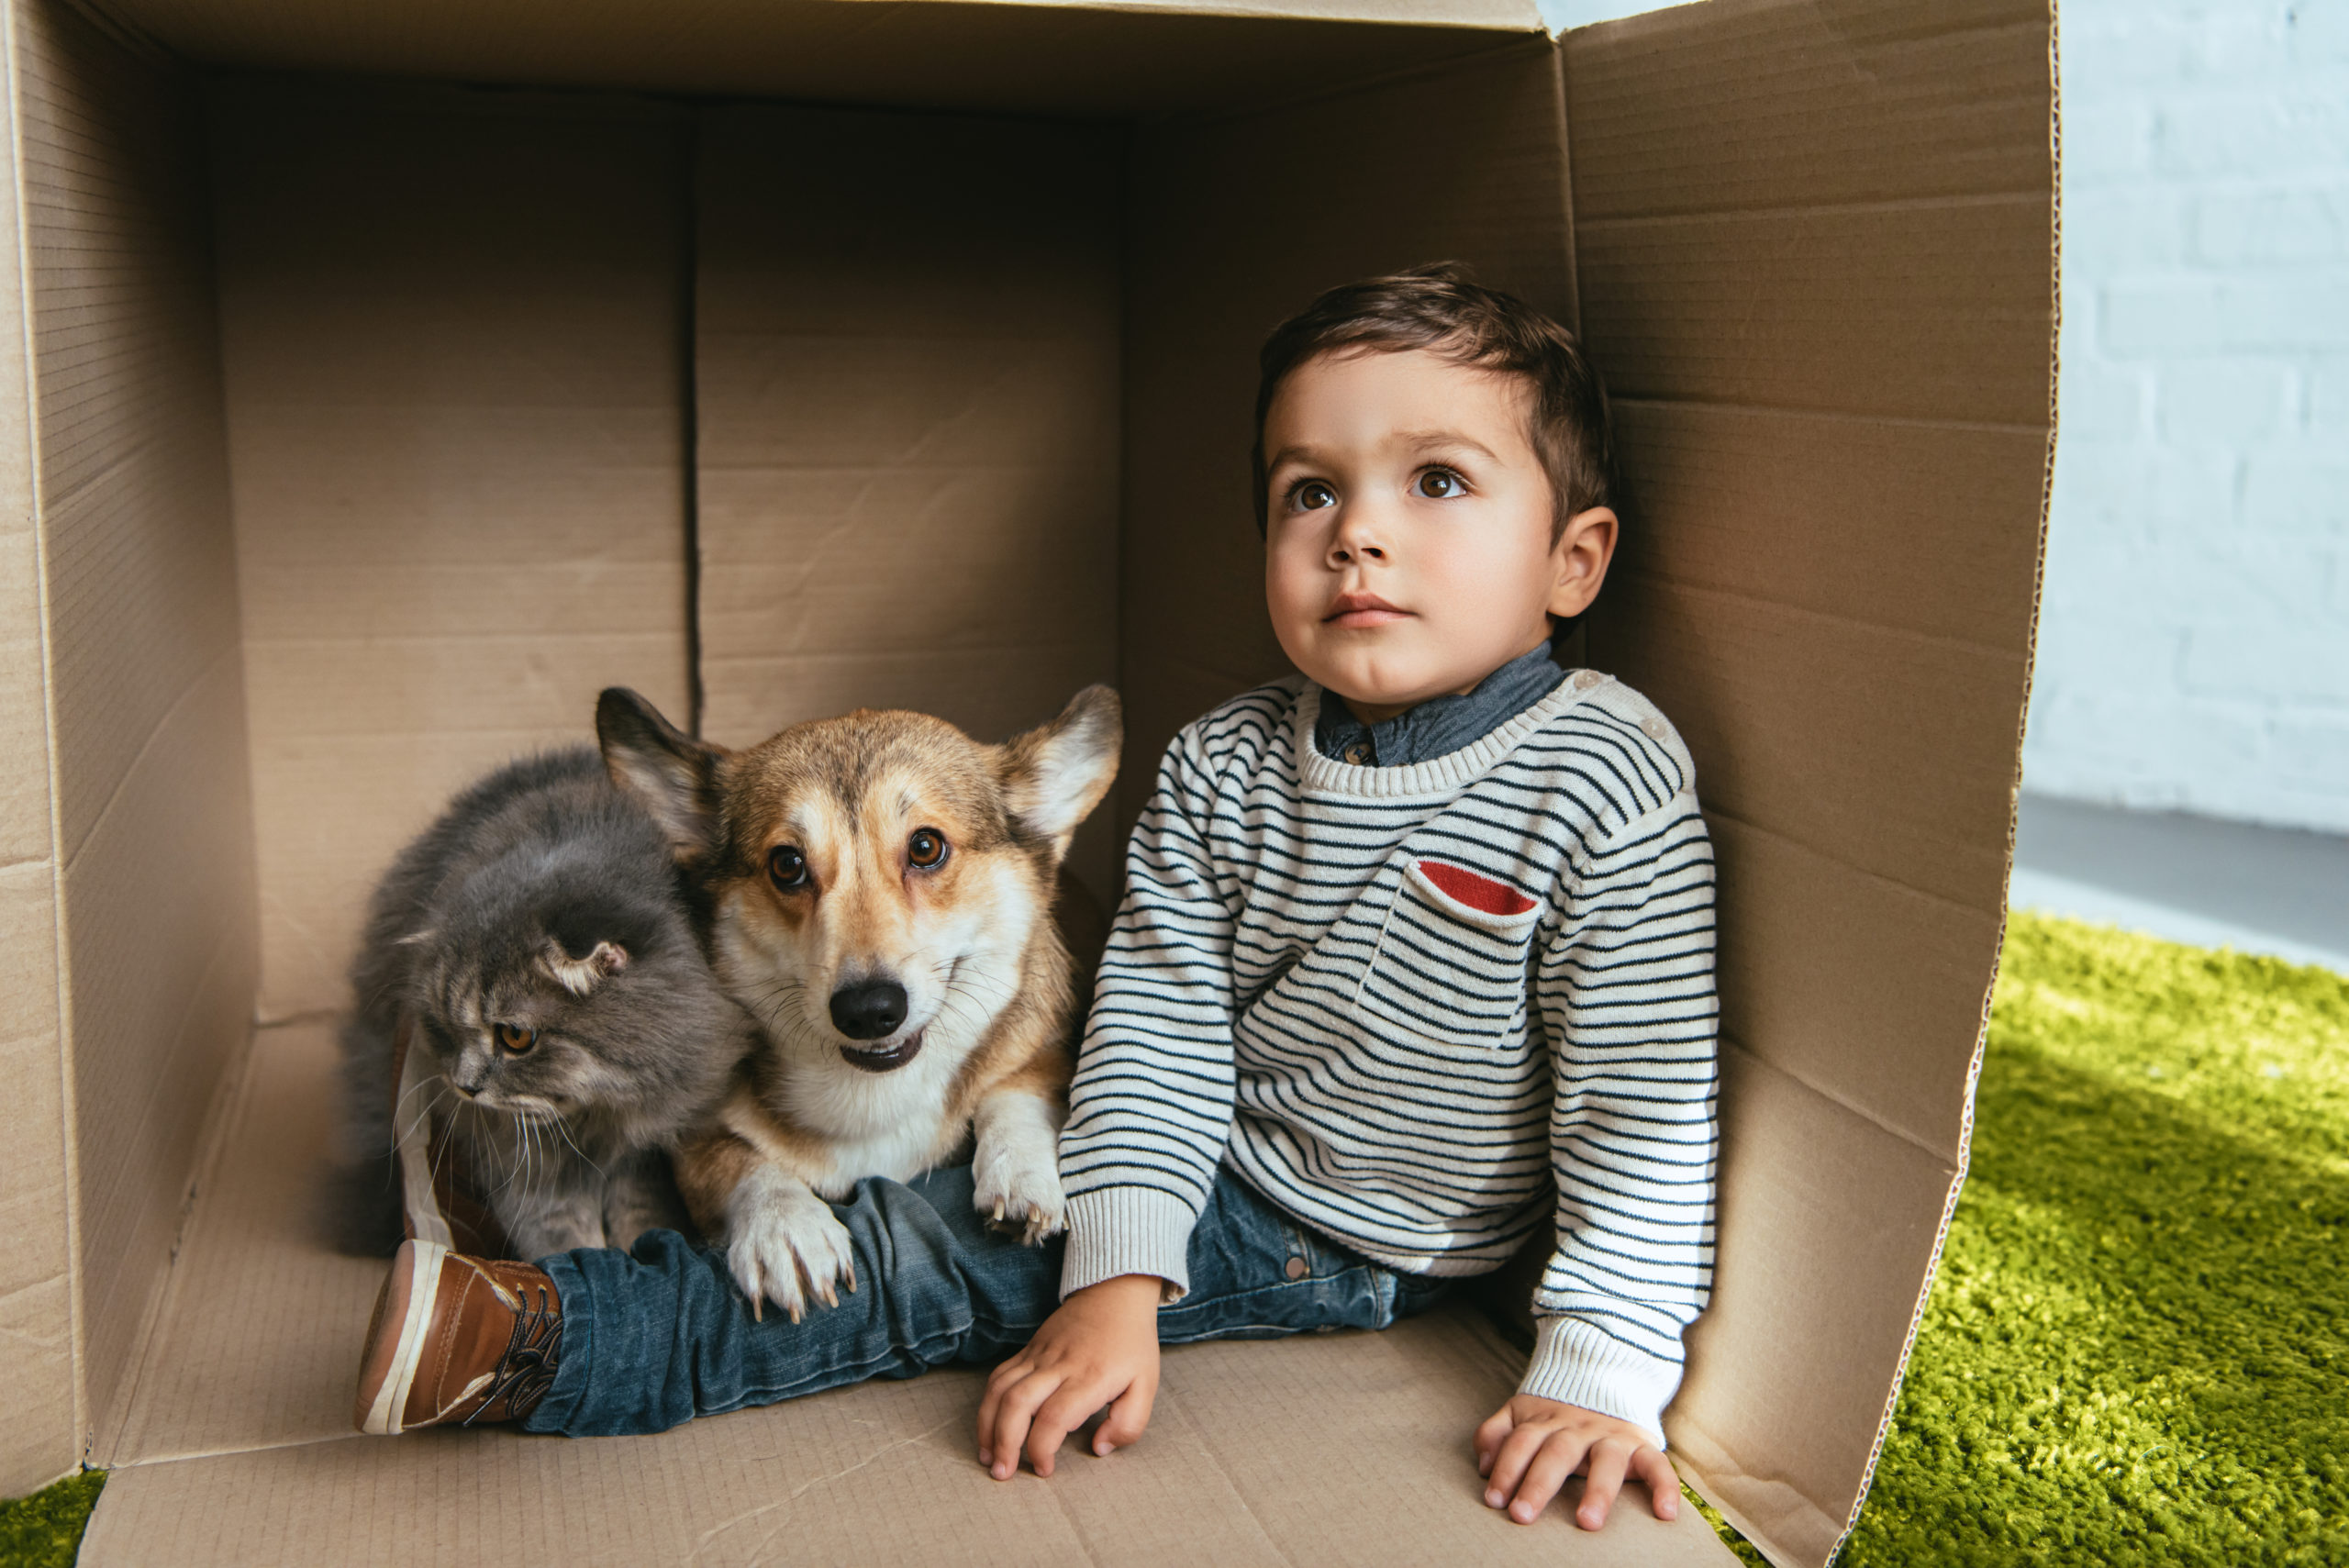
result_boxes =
[1473,1407,1515,1474]
[1026,1378,1117,1478]
[1508,1435,1586,1526]
[976,1354,1034,1462]
[1631,1448,1681,1520]
[1482,1421,1551,1509]
[1093,1373,1157,1455]
[986,1369,1062,1480]
[976,1364,1014,1464]
[1575,1440,1631,1531]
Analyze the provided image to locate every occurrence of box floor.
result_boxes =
[72,1025,1736,1565]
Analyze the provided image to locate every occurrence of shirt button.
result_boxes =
[1284,1256,1309,1280]
[1574,670,1600,691]
[1343,744,1367,765]
[1642,717,1666,740]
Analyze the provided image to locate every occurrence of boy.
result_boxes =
[353,264,1717,1535]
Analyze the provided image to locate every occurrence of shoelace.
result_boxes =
[462,1283,563,1425]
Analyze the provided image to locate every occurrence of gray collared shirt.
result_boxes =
[1311,642,1567,767]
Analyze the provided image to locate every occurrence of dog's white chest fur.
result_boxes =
[777,1050,964,1196]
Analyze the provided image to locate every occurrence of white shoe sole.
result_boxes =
[360,1238,449,1436]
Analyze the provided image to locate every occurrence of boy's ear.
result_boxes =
[996,684,1123,863]
[1547,506,1620,621]
[596,687,727,865]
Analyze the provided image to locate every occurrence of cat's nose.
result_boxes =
[829,979,907,1040]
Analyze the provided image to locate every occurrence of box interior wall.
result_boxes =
[0,3,2054,1564]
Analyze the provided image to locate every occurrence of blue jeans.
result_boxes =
[523,1164,1456,1437]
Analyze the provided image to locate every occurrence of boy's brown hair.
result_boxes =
[1251,262,1616,543]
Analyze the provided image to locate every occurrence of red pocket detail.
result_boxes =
[1418,861,1536,917]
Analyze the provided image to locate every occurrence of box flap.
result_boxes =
[94,0,1540,115]
[0,21,76,1492]
[1562,1,2055,1562]
[9,0,260,1458]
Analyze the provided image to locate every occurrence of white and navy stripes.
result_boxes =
[1058,673,1719,1437]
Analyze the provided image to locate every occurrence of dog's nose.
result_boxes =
[830,980,908,1040]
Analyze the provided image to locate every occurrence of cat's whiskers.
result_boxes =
[549,1112,607,1181]
[429,1092,464,1204]
[391,1067,445,1135]
[389,1077,451,1159]
[518,1111,542,1199]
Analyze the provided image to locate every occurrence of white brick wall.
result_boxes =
[2026,0,2349,833]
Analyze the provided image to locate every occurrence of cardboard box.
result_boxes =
[0,0,2055,1562]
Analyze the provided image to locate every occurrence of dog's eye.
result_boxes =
[907,828,949,871]
[494,1023,536,1054]
[767,845,810,891]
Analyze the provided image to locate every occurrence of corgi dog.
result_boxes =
[596,684,1120,1321]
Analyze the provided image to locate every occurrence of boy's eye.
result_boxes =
[1289,480,1338,512]
[1413,468,1466,500]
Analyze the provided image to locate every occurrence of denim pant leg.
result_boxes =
[524,1164,1062,1438]
[1158,1170,1457,1343]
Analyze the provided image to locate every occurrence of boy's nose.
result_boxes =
[830,978,908,1040]
[1329,511,1389,563]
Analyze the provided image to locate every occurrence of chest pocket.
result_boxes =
[1353,859,1545,1048]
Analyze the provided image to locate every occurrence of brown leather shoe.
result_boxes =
[354,1240,563,1434]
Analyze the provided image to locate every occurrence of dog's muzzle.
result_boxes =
[840,1028,925,1073]
[830,979,922,1071]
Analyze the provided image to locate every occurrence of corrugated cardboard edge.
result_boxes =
[1786,8,2063,1565]
[11,0,262,1467]
[1,0,87,1475]
[1015,0,1542,23]
[79,0,1551,38]
[85,1021,262,1468]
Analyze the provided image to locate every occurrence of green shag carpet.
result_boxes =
[1705,911,2348,1567]
[0,1473,101,1568]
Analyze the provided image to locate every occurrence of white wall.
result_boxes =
[2024,0,2349,833]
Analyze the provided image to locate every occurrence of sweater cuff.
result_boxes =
[1059,1186,1198,1302]
[1520,1316,1684,1448]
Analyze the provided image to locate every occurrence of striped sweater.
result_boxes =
[1058,672,1720,1437]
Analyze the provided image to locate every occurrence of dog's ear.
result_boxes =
[996,684,1122,862]
[597,687,726,865]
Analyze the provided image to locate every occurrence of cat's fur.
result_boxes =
[336,747,754,1261]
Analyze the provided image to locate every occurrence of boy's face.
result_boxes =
[1262,348,1616,722]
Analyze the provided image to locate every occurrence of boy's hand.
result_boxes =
[1475,1395,1680,1529]
[976,1273,1163,1479]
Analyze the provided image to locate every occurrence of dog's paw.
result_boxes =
[973,1141,1066,1247]
[725,1163,858,1323]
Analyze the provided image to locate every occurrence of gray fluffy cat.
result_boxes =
[337,747,752,1261]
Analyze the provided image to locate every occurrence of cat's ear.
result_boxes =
[597,687,726,865]
[544,938,629,997]
[995,684,1122,864]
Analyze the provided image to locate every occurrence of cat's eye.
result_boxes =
[767,844,810,891]
[907,828,949,871]
[494,1022,536,1054]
